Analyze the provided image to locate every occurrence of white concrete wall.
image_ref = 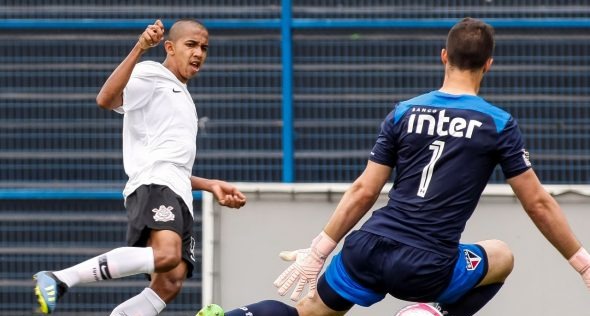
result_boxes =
[206,185,590,315]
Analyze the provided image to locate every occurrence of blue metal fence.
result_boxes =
[1,2,590,314]
[0,195,203,315]
[1,2,589,186]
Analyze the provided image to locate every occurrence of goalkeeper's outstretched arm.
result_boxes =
[508,169,590,289]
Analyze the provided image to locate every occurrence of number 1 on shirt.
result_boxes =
[418,140,445,197]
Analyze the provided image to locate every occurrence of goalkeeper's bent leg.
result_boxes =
[437,283,503,316]
[224,300,298,316]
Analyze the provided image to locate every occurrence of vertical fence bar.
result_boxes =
[281,0,294,182]
[201,191,215,306]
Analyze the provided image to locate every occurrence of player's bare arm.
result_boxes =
[190,176,246,209]
[96,20,164,110]
[508,169,590,289]
[508,168,581,258]
[323,160,392,242]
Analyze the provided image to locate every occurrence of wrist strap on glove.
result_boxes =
[569,247,590,274]
[311,231,337,260]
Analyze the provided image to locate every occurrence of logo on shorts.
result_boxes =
[463,249,482,271]
[522,148,532,167]
[190,236,196,262]
[152,205,175,222]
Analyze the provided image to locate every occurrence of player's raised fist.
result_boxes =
[138,19,164,50]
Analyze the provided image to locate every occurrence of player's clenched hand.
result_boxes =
[273,232,337,301]
[138,19,164,50]
[209,180,246,209]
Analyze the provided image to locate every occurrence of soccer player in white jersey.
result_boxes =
[33,19,246,315]
[199,17,590,316]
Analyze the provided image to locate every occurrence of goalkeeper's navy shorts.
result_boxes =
[125,184,197,278]
[317,230,488,310]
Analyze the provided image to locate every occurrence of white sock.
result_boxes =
[53,247,155,287]
[110,287,166,316]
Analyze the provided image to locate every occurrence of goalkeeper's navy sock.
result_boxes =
[225,300,298,316]
[438,283,503,316]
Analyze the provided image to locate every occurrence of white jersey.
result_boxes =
[115,61,198,216]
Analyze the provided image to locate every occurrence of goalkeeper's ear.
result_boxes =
[483,57,493,74]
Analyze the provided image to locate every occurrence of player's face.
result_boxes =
[168,25,209,83]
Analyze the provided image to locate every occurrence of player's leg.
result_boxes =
[109,257,188,316]
[151,192,198,298]
[33,184,188,314]
[436,239,513,316]
[34,245,157,313]
[216,251,359,316]
[110,205,195,315]
[33,190,160,316]
[474,239,514,285]
[220,300,299,316]
[127,184,191,274]
[108,287,167,316]
[148,228,193,299]
[149,229,185,273]
[150,258,189,300]
[217,277,348,316]
[297,274,352,316]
